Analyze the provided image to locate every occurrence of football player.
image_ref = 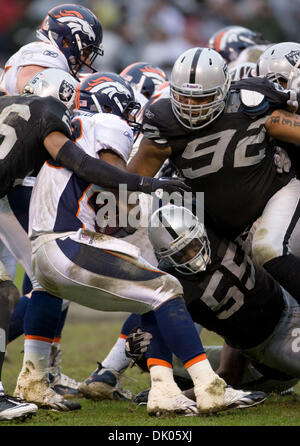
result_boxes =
[126,204,300,402]
[0,68,188,414]
[0,3,104,409]
[127,46,300,304]
[20,71,260,417]
[256,42,300,179]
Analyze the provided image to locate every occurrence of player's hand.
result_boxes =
[287,89,299,113]
[125,328,152,361]
[138,176,191,196]
[273,146,291,174]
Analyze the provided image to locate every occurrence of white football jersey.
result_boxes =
[0,41,69,95]
[29,112,134,239]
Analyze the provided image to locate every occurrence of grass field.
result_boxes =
[0,267,299,430]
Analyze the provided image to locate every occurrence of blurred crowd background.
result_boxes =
[0,0,299,77]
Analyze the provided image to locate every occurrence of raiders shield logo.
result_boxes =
[59,80,75,103]
[286,50,300,67]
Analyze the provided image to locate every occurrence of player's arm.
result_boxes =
[17,65,47,93]
[127,136,172,176]
[43,132,189,195]
[265,109,300,145]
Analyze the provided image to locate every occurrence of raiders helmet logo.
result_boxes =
[59,80,75,103]
[286,50,300,67]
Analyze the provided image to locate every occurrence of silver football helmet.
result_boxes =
[170,47,231,130]
[230,62,257,81]
[149,204,211,275]
[23,68,79,110]
[257,42,300,86]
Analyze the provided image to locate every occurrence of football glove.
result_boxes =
[125,327,152,361]
[287,89,299,113]
[138,176,191,196]
[273,146,291,174]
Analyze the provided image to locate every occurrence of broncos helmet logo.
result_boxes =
[86,78,131,99]
[55,13,96,41]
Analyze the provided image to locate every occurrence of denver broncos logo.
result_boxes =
[85,79,131,100]
[54,10,96,41]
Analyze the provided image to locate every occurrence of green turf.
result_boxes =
[1,320,300,427]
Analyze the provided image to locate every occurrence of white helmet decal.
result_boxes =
[57,16,96,41]
[88,81,131,99]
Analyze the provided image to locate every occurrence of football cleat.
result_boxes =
[222,386,267,410]
[134,386,266,412]
[48,347,82,399]
[14,361,81,411]
[147,390,198,417]
[78,362,133,401]
[49,371,83,399]
[133,388,150,405]
[0,393,38,421]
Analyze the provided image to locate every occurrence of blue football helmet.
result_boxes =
[37,4,104,80]
[208,26,268,63]
[120,62,167,99]
[78,72,142,135]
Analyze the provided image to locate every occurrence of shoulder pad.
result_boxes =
[240,89,265,107]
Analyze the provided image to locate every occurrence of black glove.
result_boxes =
[137,176,191,196]
[125,327,152,361]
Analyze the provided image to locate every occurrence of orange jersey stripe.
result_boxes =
[119,333,127,340]
[184,353,207,369]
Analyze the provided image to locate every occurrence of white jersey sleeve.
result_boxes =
[0,41,69,95]
[93,113,134,163]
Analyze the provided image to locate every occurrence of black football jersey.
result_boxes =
[0,94,72,197]
[160,225,284,349]
[142,77,294,238]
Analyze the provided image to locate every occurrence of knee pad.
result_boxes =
[252,229,282,266]
[151,273,183,310]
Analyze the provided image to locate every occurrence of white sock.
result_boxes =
[187,358,226,411]
[149,365,182,398]
[0,381,4,395]
[187,358,222,388]
[23,339,52,372]
[102,336,131,372]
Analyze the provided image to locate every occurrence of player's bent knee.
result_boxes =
[150,273,184,311]
[252,231,282,266]
[252,242,280,266]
